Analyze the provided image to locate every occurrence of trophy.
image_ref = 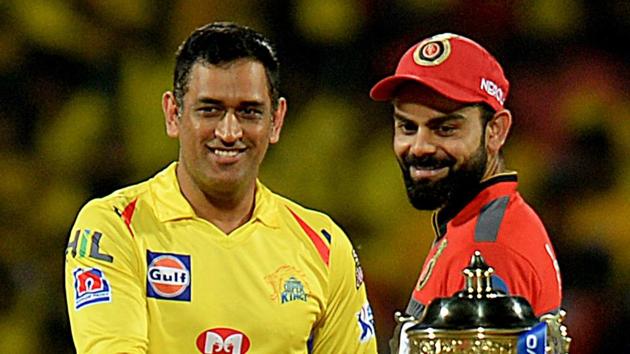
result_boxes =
[399,251,570,353]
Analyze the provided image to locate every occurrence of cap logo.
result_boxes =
[413,37,452,66]
[480,78,505,105]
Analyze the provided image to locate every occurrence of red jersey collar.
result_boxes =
[432,172,518,238]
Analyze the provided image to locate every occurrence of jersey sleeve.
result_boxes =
[64,199,148,354]
[310,222,378,354]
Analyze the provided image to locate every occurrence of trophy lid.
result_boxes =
[409,251,539,331]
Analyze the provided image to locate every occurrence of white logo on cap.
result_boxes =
[480,78,505,105]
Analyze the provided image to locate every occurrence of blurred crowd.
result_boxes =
[0,0,628,353]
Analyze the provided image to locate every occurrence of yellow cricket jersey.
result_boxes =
[64,163,377,354]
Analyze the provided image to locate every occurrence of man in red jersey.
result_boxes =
[369,33,563,352]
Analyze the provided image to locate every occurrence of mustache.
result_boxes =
[402,155,455,170]
[206,139,248,150]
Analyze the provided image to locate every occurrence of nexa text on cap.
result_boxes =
[369,33,510,112]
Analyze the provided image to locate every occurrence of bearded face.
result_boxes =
[399,139,487,210]
[390,87,492,211]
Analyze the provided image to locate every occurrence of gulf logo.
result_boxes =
[146,251,191,301]
[196,328,251,354]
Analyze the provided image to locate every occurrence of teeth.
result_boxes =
[213,149,239,157]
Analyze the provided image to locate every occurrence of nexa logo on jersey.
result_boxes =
[146,251,191,301]
[196,328,251,354]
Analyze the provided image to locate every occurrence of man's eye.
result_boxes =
[239,108,263,120]
[199,106,223,116]
[396,121,417,134]
[436,125,456,135]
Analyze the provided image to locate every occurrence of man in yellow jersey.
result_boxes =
[64,22,377,354]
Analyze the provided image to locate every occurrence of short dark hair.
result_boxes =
[472,102,496,126]
[172,22,280,109]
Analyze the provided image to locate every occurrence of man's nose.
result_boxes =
[215,110,243,143]
[409,128,437,156]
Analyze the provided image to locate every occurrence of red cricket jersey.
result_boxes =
[407,173,562,317]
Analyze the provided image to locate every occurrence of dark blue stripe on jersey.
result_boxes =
[405,297,425,318]
[474,196,509,242]
[492,274,509,294]
[307,332,314,353]
[320,229,332,243]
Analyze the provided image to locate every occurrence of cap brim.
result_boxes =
[369,74,482,106]
[369,75,420,101]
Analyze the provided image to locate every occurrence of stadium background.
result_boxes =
[0,1,628,353]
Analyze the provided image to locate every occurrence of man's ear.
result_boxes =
[269,97,287,144]
[486,109,512,155]
[162,91,180,138]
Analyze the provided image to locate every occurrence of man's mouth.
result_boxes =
[212,148,240,157]
[208,147,246,159]
[409,165,449,179]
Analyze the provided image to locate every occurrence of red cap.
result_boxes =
[370,33,509,111]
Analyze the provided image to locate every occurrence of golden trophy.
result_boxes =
[401,251,570,353]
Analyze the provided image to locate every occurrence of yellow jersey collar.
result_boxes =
[251,180,281,228]
[151,162,280,228]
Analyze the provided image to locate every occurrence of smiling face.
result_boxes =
[392,83,491,210]
[163,59,286,199]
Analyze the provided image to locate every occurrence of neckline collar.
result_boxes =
[432,172,518,238]
[152,162,280,228]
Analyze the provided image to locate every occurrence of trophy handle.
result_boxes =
[540,309,571,354]
[390,311,419,354]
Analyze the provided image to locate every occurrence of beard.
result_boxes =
[399,143,487,211]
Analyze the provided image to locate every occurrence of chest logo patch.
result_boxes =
[281,276,308,303]
[196,328,250,354]
[416,238,448,291]
[146,251,191,301]
[265,265,310,304]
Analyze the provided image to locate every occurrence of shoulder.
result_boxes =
[469,193,554,268]
[77,179,152,220]
[499,192,549,239]
[269,190,340,231]
[265,188,355,257]
[72,169,166,234]
[472,191,549,243]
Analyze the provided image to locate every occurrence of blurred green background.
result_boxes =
[0,0,629,353]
